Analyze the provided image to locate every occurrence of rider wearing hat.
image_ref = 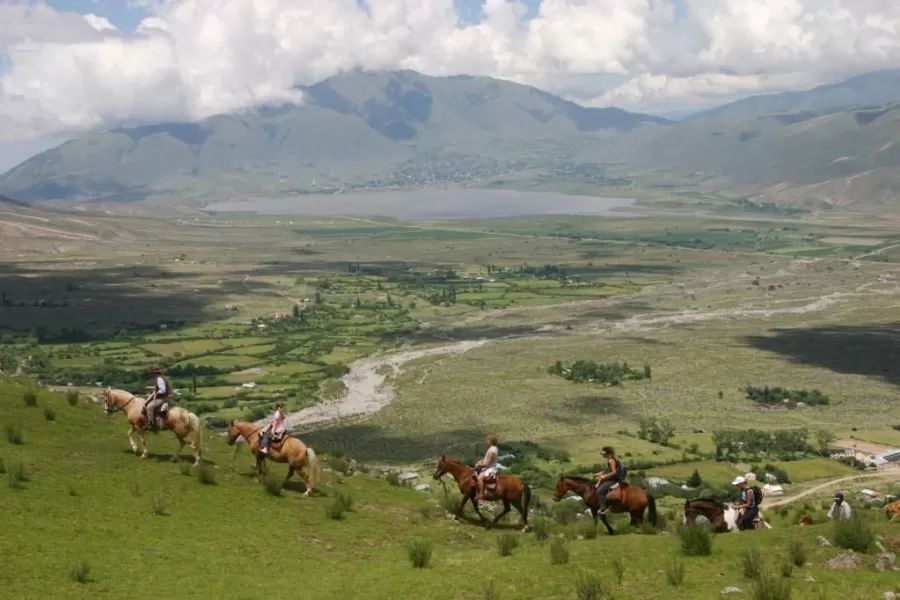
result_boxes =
[144,366,171,431]
[827,492,852,521]
[732,476,759,531]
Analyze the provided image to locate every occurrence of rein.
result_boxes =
[105,393,136,415]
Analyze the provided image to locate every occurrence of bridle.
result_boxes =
[104,391,135,415]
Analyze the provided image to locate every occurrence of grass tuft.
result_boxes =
[533,516,553,542]
[69,562,91,584]
[7,461,27,489]
[263,472,283,497]
[751,569,792,600]
[406,538,433,568]
[575,571,613,600]
[611,557,625,585]
[497,533,519,557]
[741,547,763,579]
[832,513,874,552]
[23,391,37,407]
[666,557,685,586]
[5,423,23,445]
[549,537,569,565]
[679,523,713,556]
[66,390,79,407]
[43,405,56,422]
[195,462,216,485]
[152,497,169,516]
[787,539,807,567]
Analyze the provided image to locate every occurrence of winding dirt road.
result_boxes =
[765,469,899,508]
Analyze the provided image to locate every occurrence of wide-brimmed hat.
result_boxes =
[732,476,747,486]
[150,366,162,374]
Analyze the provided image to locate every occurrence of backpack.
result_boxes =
[750,485,763,506]
[612,459,627,482]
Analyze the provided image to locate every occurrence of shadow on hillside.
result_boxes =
[743,323,900,386]
[299,425,487,463]
[400,324,557,344]
[0,264,276,335]
[547,395,629,426]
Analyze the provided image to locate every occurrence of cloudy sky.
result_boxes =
[2,0,900,172]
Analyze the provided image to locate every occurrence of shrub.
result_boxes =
[533,516,553,542]
[152,497,168,516]
[0,457,5,474]
[549,538,570,565]
[263,473,283,497]
[5,423,23,445]
[780,561,793,578]
[335,490,353,512]
[325,500,347,521]
[575,571,613,600]
[67,484,78,497]
[741,547,763,579]
[580,521,598,540]
[611,557,625,585]
[195,462,216,485]
[787,539,807,567]
[497,533,519,557]
[666,557,685,586]
[7,461,26,489]
[406,538,433,568]
[328,455,351,475]
[70,562,91,584]
[385,471,401,486]
[551,500,583,525]
[440,493,460,514]
[751,569,792,600]
[43,405,56,422]
[66,390,79,406]
[483,581,496,600]
[23,391,37,407]
[832,513,874,552]
[679,524,713,556]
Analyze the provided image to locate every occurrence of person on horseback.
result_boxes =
[144,366,172,431]
[827,492,852,521]
[594,446,623,515]
[732,476,759,531]
[260,402,286,455]
[475,435,499,501]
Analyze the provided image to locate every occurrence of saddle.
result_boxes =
[268,431,289,449]
[472,470,498,490]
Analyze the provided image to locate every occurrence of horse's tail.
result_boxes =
[306,447,319,493]
[647,494,658,527]
[187,410,203,456]
[523,480,532,514]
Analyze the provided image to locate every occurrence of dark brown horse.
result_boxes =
[433,455,531,531]
[683,498,770,532]
[554,475,657,536]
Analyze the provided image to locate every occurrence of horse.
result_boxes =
[432,455,531,531]
[884,499,900,523]
[225,420,319,496]
[554,475,657,536]
[103,388,203,464]
[683,498,771,532]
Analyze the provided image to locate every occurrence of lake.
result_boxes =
[203,189,636,220]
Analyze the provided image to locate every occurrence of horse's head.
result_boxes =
[225,420,240,446]
[432,455,449,480]
[553,476,571,501]
[103,388,116,415]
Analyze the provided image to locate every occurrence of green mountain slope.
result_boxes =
[695,68,900,121]
[0,70,669,203]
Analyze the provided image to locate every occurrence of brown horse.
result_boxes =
[683,498,770,532]
[226,421,319,496]
[432,455,531,531]
[883,499,900,523]
[554,476,657,536]
[103,388,203,464]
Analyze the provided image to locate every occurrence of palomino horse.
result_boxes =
[103,388,203,464]
[554,476,657,536]
[884,499,900,523]
[225,421,319,496]
[683,498,771,532]
[432,455,531,531]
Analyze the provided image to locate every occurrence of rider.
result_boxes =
[475,435,500,500]
[144,366,171,431]
[594,446,623,515]
[827,492,852,521]
[260,402,286,455]
[732,476,759,531]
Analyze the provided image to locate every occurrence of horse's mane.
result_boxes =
[686,497,725,508]
[563,476,594,484]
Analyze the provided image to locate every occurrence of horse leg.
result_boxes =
[490,499,512,529]
[171,438,185,463]
[590,507,599,525]
[139,428,149,459]
[470,496,489,527]
[127,426,140,454]
[511,498,529,531]
[599,512,615,536]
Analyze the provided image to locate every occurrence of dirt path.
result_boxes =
[274,340,490,430]
[765,470,900,508]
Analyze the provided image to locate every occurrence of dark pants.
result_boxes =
[739,507,759,531]
[596,479,616,511]
[261,432,270,451]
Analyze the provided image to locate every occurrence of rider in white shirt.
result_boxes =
[475,435,500,500]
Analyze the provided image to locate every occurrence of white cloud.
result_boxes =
[2,0,900,142]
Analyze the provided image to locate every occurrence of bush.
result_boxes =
[575,571,613,600]
[533,516,553,542]
[666,557,685,586]
[70,562,91,584]
[741,547,763,579]
[550,537,570,565]
[195,462,216,485]
[497,533,519,557]
[385,471,401,486]
[5,423,23,445]
[67,484,78,497]
[832,513,874,552]
[580,521,598,540]
[325,500,347,521]
[263,473,283,497]
[23,391,37,407]
[551,500,583,525]
[787,539,807,567]
[66,390,79,406]
[152,497,168,516]
[406,538,433,568]
[679,524,713,556]
[335,490,353,512]
[440,493,460,514]
[328,455,351,475]
[751,569,792,600]
[43,405,56,422]
[7,461,26,489]
[780,561,793,578]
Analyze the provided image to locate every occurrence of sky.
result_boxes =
[1,0,900,172]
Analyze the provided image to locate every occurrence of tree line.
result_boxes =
[548,359,651,386]
[745,385,829,407]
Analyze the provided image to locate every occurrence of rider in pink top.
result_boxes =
[260,402,286,455]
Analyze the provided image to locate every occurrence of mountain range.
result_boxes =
[4,68,900,211]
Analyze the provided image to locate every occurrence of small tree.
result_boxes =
[292,304,300,318]
[815,429,836,456]
[687,469,703,488]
